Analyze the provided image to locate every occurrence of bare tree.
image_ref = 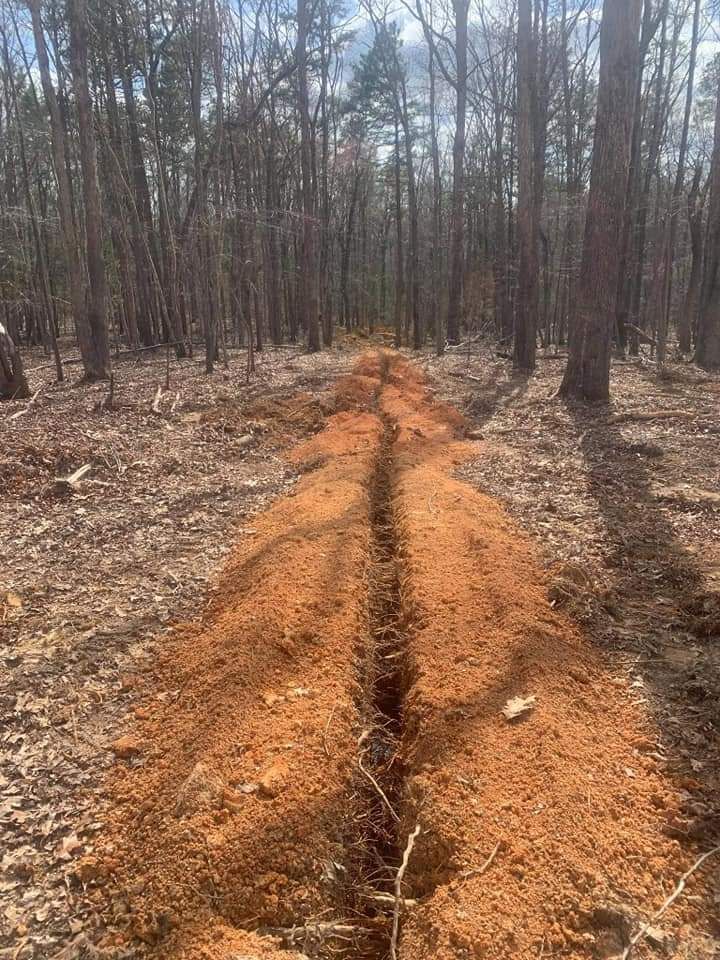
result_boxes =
[514,0,538,372]
[561,0,643,401]
[297,0,320,351]
[696,72,720,371]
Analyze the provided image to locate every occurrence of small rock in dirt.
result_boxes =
[591,904,633,959]
[235,781,259,794]
[645,926,672,950]
[262,691,285,707]
[110,735,143,759]
[466,429,484,441]
[175,762,225,816]
[259,759,290,798]
[237,434,254,449]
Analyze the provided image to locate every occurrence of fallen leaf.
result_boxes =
[59,833,83,858]
[501,695,537,721]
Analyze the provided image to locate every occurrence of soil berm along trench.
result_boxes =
[95,351,718,960]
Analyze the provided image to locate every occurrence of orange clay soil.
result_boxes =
[382,357,717,960]
[94,351,717,960]
[97,365,385,959]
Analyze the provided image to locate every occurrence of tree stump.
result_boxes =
[0,323,31,400]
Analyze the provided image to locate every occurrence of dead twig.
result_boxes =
[607,408,694,425]
[621,845,720,959]
[8,385,43,421]
[358,753,400,823]
[367,892,417,907]
[460,840,501,879]
[322,704,336,758]
[151,384,164,414]
[390,823,421,960]
[52,463,93,494]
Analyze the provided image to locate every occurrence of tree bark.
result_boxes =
[695,76,720,371]
[446,0,468,346]
[297,0,320,352]
[680,165,704,353]
[68,0,110,379]
[560,0,642,401]
[514,0,538,372]
[0,322,30,400]
[28,0,104,381]
[661,0,700,360]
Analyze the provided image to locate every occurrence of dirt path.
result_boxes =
[92,352,717,960]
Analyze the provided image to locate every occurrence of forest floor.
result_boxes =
[1,339,719,960]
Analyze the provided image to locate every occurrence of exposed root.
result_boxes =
[390,824,421,960]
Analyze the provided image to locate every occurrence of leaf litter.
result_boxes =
[0,343,355,959]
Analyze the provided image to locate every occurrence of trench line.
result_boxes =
[350,363,416,959]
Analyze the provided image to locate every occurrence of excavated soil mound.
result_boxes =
[381,359,718,959]
[94,351,717,960]
[97,402,384,958]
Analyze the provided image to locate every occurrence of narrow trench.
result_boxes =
[256,356,416,960]
[345,363,414,960]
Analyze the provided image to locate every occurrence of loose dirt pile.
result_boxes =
[420,346,720,883]
[381,361,718,959]
[92,352,717,960]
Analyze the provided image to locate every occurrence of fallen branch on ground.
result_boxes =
[367,892,417,907]
[626,323,657,346]
[621,845,720,959]
[151,385,164,414]
[259,920,376,944]
[8,386,43,421]
[607,408,695,425]
[52,464,92,493]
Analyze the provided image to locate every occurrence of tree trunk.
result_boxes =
[428,42,443,355]
[446,0,468,346]
[514,0,538,372]
[393,119,404,348]
[297,0,320,352]
[0,322,30,400]
[661,0,700,359]
[28,0,100,380]
[695,76,720,371]
[68,0,110,380]
[680,165,704,353]
[560,0,642,401]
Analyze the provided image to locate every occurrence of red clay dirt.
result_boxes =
[381,359,717,959]
[94,351,717,960]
